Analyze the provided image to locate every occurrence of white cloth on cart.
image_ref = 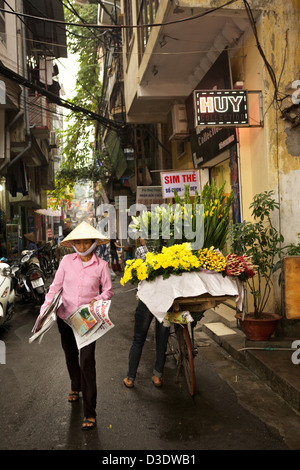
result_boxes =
[137,271,243,323]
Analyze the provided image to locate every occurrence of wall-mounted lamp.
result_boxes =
[159,36,167,48]
[152,65,158,76]
[159,34,179,48]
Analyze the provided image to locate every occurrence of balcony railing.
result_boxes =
[136,0,160,63]
[28,91,50,137]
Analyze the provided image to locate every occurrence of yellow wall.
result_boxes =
[230,1,300,243]
[229,1,300,313]
[262,0,300,245]
[171,142,194,171]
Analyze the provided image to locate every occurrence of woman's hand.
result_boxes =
[90,298,97,307]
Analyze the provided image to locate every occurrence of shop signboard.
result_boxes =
[160,170,200,199]
[191,127,237,168]
[194,89,248,127]
[136,186,164,208]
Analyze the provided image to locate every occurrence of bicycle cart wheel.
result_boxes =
[167,325,181,367]
[177,325,196,397]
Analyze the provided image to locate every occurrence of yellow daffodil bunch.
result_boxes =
[120,243,227,286]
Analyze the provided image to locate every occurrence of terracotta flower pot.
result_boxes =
[235,312,281,341]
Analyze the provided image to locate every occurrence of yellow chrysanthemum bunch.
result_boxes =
[197,247,227,272]
[120,243,226,286]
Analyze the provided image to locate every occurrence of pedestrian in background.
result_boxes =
[24,232,37,252]
[40,221,113,430]
[95,242,110,264]
[134,237,148,261]
[110,238,122,271]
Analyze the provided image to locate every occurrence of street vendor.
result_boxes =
[134,237,148,261]
[39,221,113,431]
[123,239,170,389]
[24,232,38,253]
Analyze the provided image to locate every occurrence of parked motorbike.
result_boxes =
[0,258,19,326]
[16,250,46,305]
[37,240,59,277]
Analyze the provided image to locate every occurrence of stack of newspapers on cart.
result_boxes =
[29,289,113,348]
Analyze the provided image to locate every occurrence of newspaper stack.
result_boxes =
[65,300,113,349]
[29,288,63,344]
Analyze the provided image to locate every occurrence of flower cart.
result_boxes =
[121,182,255,396]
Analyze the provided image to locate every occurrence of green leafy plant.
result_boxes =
[200,180,233,251]
[48,3,110,208]
[230,191,284,317]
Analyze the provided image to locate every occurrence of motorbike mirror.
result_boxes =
[21,254,31,263]
[11,265,19,276]
[0,266,12,276]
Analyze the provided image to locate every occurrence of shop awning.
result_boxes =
[36,208,61,217]
[104,130,127,180]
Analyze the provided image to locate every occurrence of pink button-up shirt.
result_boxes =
[41,253,113,320]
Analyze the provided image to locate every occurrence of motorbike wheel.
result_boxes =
[40,257,53,277]
[52,257,59,270]
[35,292,45,305]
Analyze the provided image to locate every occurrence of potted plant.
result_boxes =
[229,191,283,340]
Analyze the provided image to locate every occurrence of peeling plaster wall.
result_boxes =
[235,0,299,242]
[262,0,300,245]
[232,0,300,317]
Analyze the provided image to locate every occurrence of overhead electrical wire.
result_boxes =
[0,61,124,130]
[0,0,239,29]
[0,0,123,130]
[0,0,286,128]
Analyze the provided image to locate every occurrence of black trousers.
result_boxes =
[57,317,97,418]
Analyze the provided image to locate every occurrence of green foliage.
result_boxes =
[230,191,284,316]
[49,2,110,207]
[200,181,234,251]
[129,182,233,253]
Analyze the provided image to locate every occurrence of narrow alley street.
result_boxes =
[0,274,299,453]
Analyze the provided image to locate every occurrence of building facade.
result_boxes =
[97,0,300,324]
[0,0,67,255]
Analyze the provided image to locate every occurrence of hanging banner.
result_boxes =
[160,170,200,199]
[194,89,249,127]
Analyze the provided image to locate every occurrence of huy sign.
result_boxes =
[194,90,249,126]
[160,170,200,198]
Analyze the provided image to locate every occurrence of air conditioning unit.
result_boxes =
[169,104,189,141]
[49,130,57,148]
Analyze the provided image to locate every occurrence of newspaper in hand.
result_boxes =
[29,288,63,344]
[65,299,113,349]
[65,305,98,336]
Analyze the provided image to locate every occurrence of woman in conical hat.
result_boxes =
[40,221,113,430]
[60,221,109,248]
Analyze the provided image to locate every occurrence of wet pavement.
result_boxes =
[0,276,299,451]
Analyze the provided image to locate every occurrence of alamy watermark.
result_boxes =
[97,196,205,250]
[291,340,300,365]
[291,80,300,105]
[0,340,5,364]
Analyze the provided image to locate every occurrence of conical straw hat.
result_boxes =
[61,221,109,247]
[24,232,36,243]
